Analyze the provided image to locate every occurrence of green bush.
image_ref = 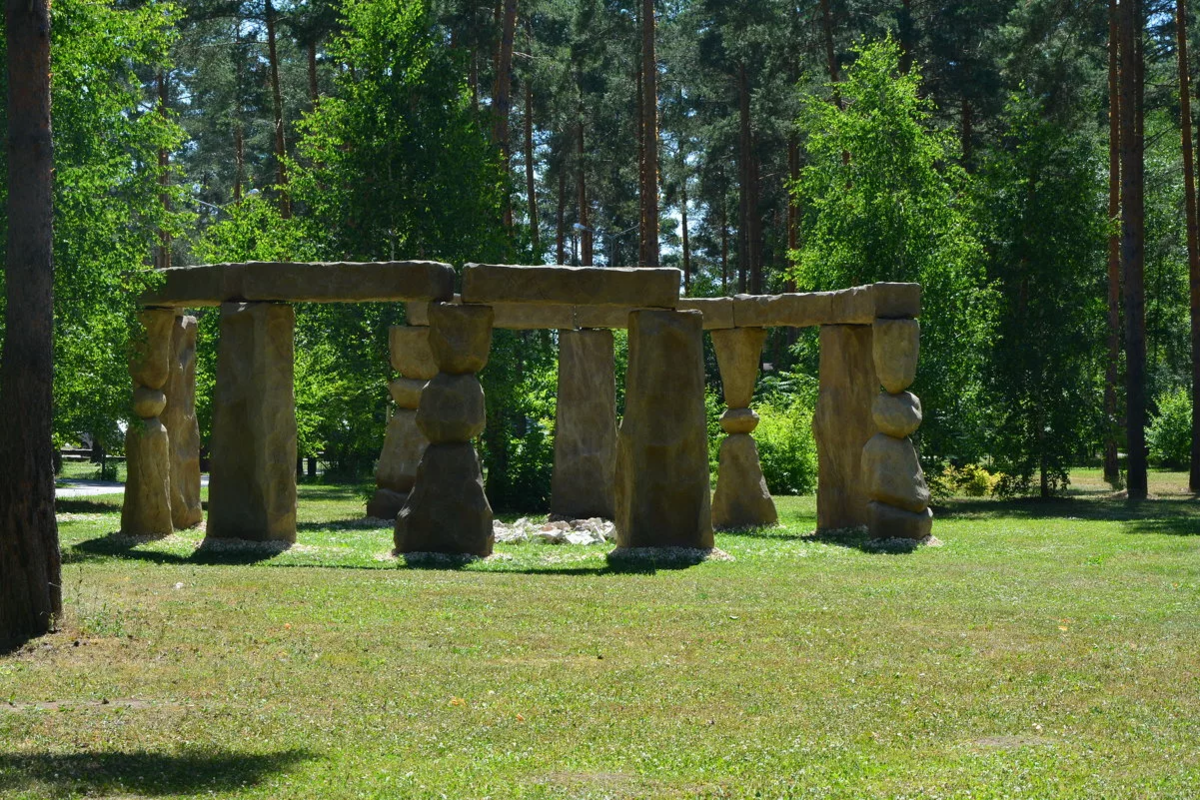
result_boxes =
[1147,386,1193,470]
[753,396,818,496]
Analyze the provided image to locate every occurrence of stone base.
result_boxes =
[712,435,778,530]
[394,443,493,556]
[867,501,933,540]
[120,418,173,537]
[366,488,409,521]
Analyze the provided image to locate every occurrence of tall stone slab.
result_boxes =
[163,314,203,529]
[614,310,713,549]
[551,329,617,519]
[121,309,175,537]
[368,325,436,520]
[813,325,877,530]
[207,302,297,542]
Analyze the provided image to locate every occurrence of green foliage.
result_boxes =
[1147,386,1193,470]
[929,463,1001,500]
[753,394,818,496]
[791,38,995,466]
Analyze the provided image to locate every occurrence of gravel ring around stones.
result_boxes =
[605,547,734,566]
[863,535,942,554]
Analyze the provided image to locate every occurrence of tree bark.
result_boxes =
[1,0,61,649]
[639,0,660,267]
[524,74,539,259]
[1120,0,1148,498]
[155,70,171,270]
[898,0,915,73]
[265,0,291,218]
[719,179,729,294]
[961,98,973,168]
[819,0,838,85]
[681,177,691,291]
[1180,0,1200,491]
[577,120,592,265]
[493,0,518,158]
[308,40,319,107]
[556,165,566,265]
[1104,0,1122,486]
[234,15,245,204]
[738,64,751,293]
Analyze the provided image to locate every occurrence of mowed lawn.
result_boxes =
[2,471,1199,799]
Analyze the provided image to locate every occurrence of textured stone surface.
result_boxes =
[712,327,766,409]
[394,442,494,556]
[814,325,878,530]
[873,391,923,439]
[719,408,759,435]
[367,488,409,521]
[861,433,931,513]
[873,283,921,319]
[732,286,875,328]
[388,378,427,410]
[614,310,713,549]
[712,434,778,530]
[417,373,486,443]
[389,326,438,380]
[678,297,735,330]
[428,304,494,374]
[120,418,173,537]
[462,264,681,308]
[163,315,203,530]
[207,303,297,542]
[873,319,920,394]
[868,501,933,540]
[551,329,617,519]
[133,387,167,419]
[376,410,428,494]
[142,261,456,306]
[130,309,175,391]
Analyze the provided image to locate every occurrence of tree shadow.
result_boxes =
[66,534,291,567]
[0,748,311,797]
[936,494,1200,536]
[55,498,123,514]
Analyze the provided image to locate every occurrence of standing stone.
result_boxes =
[551,329,617,520]
[711,328,767,409]
[371,325,436,520]
[861,433,931,513]
[712,434,777,530]
[208,303,297,542]
[614,310,713,549]
[121,418,172,536]
[872,391,922,439]
[813,325,877,530]
[163,315,203,529]
[868,501,933,540]
[427,303,494,374]
[129,309,175,391]
[873,319,920,394]
[375,410,426,495]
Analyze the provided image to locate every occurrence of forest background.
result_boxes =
[0,0,1195,512]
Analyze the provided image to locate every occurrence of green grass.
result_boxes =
[2,472,1199,798]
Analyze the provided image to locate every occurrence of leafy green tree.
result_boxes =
[791,37,994,465]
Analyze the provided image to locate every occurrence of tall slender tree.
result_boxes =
[1183,0,1200,491]
[265,0,291,218]
[639,0,660,266]
[1105,0,1122,486]
[0,0,61,648]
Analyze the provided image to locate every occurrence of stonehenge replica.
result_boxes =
[125,260,931,555]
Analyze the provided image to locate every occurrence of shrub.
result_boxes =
[929,463,1001,499]
[753,396,818,496]
[1147,386,1193,470]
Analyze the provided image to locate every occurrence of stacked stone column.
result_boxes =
[614,310,713,550]
[163,313,203,529]
[368,325,437,520]
[710,328,777,530]
[551,329,618,520]
[394,303,495,556]
[862,319,933,540]
[121,309,176,536]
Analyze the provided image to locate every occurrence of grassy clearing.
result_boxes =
[2,473,1199,798]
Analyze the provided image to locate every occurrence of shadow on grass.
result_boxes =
[67,535,289,567]
[55,498,123,514]
[936,495,1200,536]
[0,748,311,796]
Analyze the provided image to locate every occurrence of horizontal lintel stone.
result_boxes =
[461,264,681,308]
[142,261,456,306]
[678,297,735,330]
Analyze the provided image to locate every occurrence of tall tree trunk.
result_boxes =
[819,0,838,85]
[1180,0,1200,491]
[639,0,660,267]
[898,0,915,73]
[577,120,592,265]
[493,0,518,229]
[308,40,319,106]
[265,0,291,218]
[1120,0,1148,499]
[234,16,245,204]
[738,64,751,293]
[1104,0,1122,486]
[681,177,691,291]
[720,185,729,294]
[961,98,973,167]
[556,165,566,265]
[155,70,171,270]
[1,0,61,649]
[524,75,539,259]
[787,134,800,283]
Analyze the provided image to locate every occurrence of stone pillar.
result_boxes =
[551,329,617,519]
[710,328,777,530]
[813,325,877,530]
[394,304,495,556]
[207,302,297,542]
[367,326,438,520]
[120,309,175,536]
[863,319,933,540]
[163,314,203,529]
[614,310,713,549]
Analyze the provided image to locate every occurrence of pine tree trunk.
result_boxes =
[308,40,319,106]
[639,0,659,267]
[1181,0,1200,491]
[524,76,539,259]
[577,120,592,265]
[1120,0,1148,499]
[265,0,290,218]
[820,0,838,85]
[493,0,518,157]
[1104,0,1122,486]
[1,0,62,649]
[738,63,751,293]
[787,133,800,286]
[961,98,973,168]
[899,0,915,73]
[556,166,566,266]
[681,178,691,291]
[720,182,729,294]
[234,16,245,204]
[156,70,171,270]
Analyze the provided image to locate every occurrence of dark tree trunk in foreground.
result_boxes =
[1182,0,1200,492]
[1,0,62,649]
[1120,0,1148,499]
[639,0,659,267]
[265,0,290,218]
[1105,0,1122,486]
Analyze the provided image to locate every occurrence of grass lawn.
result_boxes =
[2,471,1199,798]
